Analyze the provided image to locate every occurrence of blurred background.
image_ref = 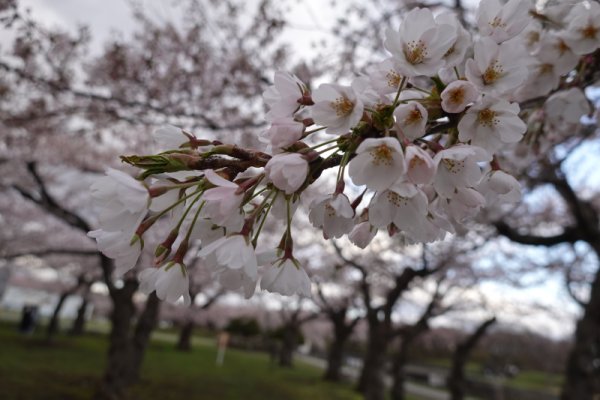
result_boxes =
[1,0,599,399]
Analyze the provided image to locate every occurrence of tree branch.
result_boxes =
[495,221,580,246]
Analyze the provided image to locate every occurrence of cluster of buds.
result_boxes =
[89,0,600,304]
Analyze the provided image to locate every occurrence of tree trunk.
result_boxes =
[70,284,91,336]
[94,279,138,400]
[279,325,298,367]
[390,341,410,400]
[128,293,161,383]
[561,245,600,400]
[357,325,388,400]
[448,317,496,400]
[324,337,347,381]
[46,291,71,341]
[176,320,194,351]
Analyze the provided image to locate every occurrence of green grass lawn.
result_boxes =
[420,358,562,394]
[0,322,362,400]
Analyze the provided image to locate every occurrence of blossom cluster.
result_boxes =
[89,0,600,304]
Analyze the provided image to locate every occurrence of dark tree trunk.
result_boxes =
[70,284,91,336]
[357,325,388,400]
[69,297,89,336]
[176,320,194,351]
[46,290,72,341]
[279,325,299,367]
[448,317,496,400]
[561,245,600,400]
[390,344,409,400]
[323,313,357,382]
[324,337,347,381]
[94,279,138,400]
[128,293,161,383]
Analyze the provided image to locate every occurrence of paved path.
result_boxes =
[297,354,449,400]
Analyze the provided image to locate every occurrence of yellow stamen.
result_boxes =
[386,70,402,88]
[478,108,498,128]
[404,40,428,65]
[386,191,409,207]
[331,97,355,117]
[581,24,598,40]
[370,144,394,166]
[482,61,504,85]
[404,108,423,125]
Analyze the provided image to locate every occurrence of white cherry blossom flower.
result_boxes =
[436,12,472,68]
[264,153,309,194]
[270,193,300,220]
[260,118,304,150]
[90,168,149,232]
[139,263,191,305]
[261,258,312,297]
[458,96,526,154]
[367,58,406,95]
[88,230,142,276]
[563,2,600,55]
[536,32,579,76]
[153,125,188,152]
[544,88,591,135]
[309,193,355,239]
[442,187,486,222]
[351,77,383,108]
[433,145,491,198]
[513,61,561,101]
[263,71,306,121]
[405,145,436,185]
[348,221,377,249]
[465,37,529,96]
[384,8,456,77]
[520,20,543,53]
[394,101,428,140]
[217,267,258,299]
[477,0,531,43]
[478,169,521,206]
[89,169,149,276]
[200,170,244,231]
[348,137,406,191]
[311,83,364,135]
[368,182,430,241]
[441,80,479,113]
[198,234,258,278]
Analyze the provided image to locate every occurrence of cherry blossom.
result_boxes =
[384,8,456,77]
[348,138,405,191]
[139,263,191,305]
[311,83,364,135]
[260,118,305,150]
[405,145,436,185]
[348,221,377,249]
[263,71,307,121]
[563,2,600,55]
[264,153,309,194]
[465,37,529,96]
[433,145,491,198]
[476,0,531,43]
[368,182,431,242]
[458,96,527,154]
[88,230,142,276]
[200,170,244,231]
[260,258,312,297]
[309,193,355,239]
[198,234,258,279]
[394,101,428,140]
[440,80,479,113]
